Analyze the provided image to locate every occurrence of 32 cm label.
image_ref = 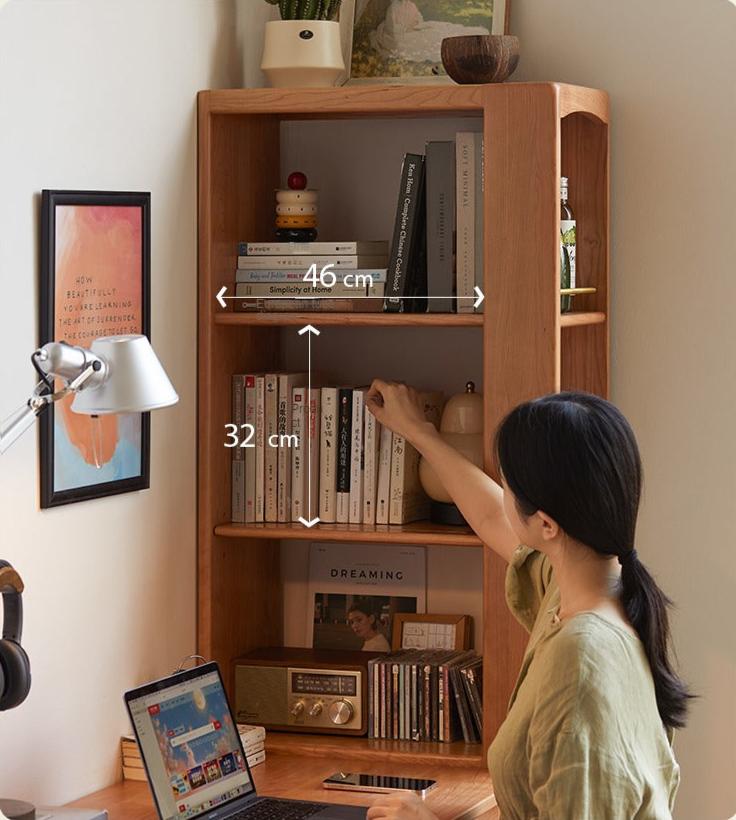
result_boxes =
[224,424,298,449]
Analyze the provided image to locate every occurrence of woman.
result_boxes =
[348,599,391,652]
[364,382,690,820]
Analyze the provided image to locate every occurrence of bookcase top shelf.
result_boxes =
[213,311,605,329]
[198,82,609,124]
[215,521,482,548]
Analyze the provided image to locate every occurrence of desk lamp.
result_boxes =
[0,334,177,820]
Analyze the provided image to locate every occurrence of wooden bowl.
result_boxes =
[441,35,520,85]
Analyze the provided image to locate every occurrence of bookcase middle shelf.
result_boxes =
[214,521,482,548]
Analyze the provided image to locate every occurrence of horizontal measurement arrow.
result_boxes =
[216,286,485,306]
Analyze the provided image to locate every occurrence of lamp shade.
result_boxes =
[71,335,179,415]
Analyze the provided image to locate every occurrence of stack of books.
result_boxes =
[120,734,146,781]
[230,374,443,525]
[238,723,266,768]
[367,651,482,744]
[234,241,389,312]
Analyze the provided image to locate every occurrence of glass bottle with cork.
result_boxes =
[560,176,576,313]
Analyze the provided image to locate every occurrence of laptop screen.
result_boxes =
[126,663,255,820]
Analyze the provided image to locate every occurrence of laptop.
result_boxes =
[124,662,366,820]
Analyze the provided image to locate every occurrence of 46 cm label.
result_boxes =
[224,424,298,449]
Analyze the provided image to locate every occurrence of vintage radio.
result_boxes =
[233,647,383,736]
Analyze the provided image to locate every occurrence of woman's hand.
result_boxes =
[367,792,439,820]
[365,379,437,445]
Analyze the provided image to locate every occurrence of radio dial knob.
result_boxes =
[309,701,323,718]
[290,700,305,717]
[328,699,354,725]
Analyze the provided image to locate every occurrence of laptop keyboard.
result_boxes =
[235,799,326,820]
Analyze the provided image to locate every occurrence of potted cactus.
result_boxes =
[261,0,346,88]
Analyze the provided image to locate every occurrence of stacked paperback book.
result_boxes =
[231,373,443,525]
[367,650,482,743]
[120,725,266,782]
[233,241,388,313]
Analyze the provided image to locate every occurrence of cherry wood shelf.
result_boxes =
[265,732,485,769]
[198,82,610,756]
[215,520,481,547]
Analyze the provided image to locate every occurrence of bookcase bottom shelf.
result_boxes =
[265,732,485,769]
[215,521,481,547]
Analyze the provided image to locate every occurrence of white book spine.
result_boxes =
[277,373,306,522]
[264,373,279,522]
[246,749,266,768]
[474,132,484,304]
[307,388,321,522]
[456,132,475,314]
[363,412,379,525]
[389,434,407,524]
[255,376,266,521]
[231,375,246,523]
[319,387,338,523]
[244,375,257,523]
[237,724,267,745]
[349,389,364,523]
[375,425,393,525]
[291,386,307,523]
[336,388,352,524]
[236,254,387,270]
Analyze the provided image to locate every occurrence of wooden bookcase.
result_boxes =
[197,83,609,769]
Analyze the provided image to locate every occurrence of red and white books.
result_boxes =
[389,392,443,524]
[264,373,280,522]
[363,410,380,525]
[244,375,258,523]
[255,375,266,521]
[319,387,338,523]
[349,388,366,523]
[375,424,393,525]
[277,372,306,522]
[231,375,246,523]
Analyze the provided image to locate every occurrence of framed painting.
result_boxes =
[39,190,151,508]
[350,0,510,84]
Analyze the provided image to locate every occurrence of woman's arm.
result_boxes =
[365,380,520,564]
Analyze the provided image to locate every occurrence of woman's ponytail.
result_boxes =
[619,551,692,729]
[495,391,693,731]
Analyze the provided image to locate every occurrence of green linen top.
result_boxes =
[487,545,680,820]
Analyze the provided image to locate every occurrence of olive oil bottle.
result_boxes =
[560,176,576,312]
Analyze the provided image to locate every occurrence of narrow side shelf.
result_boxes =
[265,732,484,769]
[560,311,606,328]
[215,521,481,547]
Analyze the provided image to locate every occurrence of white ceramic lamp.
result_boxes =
[72,334,178,415]
[419,381,483,526]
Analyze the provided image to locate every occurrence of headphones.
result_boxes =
[0,560,31,711]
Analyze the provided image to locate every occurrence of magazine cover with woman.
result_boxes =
[306,542,426,652]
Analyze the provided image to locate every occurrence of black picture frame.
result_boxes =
[39,190,151,508]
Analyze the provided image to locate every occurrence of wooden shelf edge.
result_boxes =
[560,311,606,328]
[215,522,482,547]
[266,732,485,769]
[214,312,484,327]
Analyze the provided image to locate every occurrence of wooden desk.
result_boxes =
[67,748,499,820]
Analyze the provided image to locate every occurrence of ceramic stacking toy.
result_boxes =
[275,171,318,242]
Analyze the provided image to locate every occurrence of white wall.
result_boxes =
[0,0,239,804]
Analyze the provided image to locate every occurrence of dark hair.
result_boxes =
[347,599,378,623]
[493,390,692,730]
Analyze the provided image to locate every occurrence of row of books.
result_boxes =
[231,372,443,525]
[120,725,266,782]
[367,650,483,744]
[233,241,389,313]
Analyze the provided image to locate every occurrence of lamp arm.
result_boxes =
[0,363,99,455]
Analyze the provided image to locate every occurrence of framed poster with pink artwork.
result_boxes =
[39,190,151,508]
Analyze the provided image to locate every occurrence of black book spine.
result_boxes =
[336,388,353,493]
[385,153,426,312]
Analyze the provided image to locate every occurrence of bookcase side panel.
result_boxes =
[481,84,562,745]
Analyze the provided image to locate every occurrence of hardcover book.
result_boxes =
[306,542,426,651]
[239,240,389,257]
[456,132,476,315]
[237,254,388,270]
[319,387,338,522]
[426,141,456,313]
[336,387,353,524]
[231,375,246,523]
[277,372,306,522]
[244,375,258,523]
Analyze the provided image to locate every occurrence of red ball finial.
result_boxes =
[288,171,308,190]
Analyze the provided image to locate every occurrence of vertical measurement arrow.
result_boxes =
[297,324,320,528]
